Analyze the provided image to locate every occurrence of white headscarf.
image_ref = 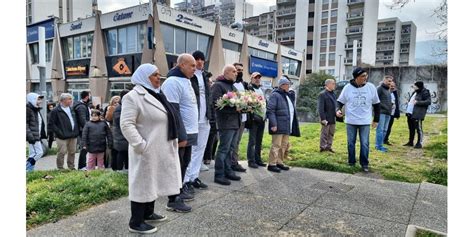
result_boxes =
[27,92,42,108]
[131,63,160,93]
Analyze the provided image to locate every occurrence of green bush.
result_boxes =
[424,164,448,186]
[27,170,128,229]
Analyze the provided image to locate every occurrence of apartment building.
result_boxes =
[399,21,416,66]
[243,11,275,42]
[176,0,253,26]
[374,18,416,66]
[26,0,92,24]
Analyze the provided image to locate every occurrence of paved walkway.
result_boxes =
[28,158,447,236]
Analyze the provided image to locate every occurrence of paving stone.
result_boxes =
[409,182,447,233]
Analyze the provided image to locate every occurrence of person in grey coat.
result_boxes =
[404,81,431,148]
[266,77,301,173]
[112,89,130,171]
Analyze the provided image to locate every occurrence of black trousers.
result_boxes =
[247,121,265,163]
[47,132,55,149]
[129,201,155,227]
[116,149,129,170]
[204,129,218,162]
[384,116,395,143]
[78,148,88,170]
[108,148,118,170]
[406,114,424,145]
[179,146,193,182]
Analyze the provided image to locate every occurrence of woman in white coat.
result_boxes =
[121,63,191,234]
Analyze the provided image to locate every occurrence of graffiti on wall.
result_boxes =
[399,82,441,114]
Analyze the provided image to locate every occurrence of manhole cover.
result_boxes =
[310,181,354,193]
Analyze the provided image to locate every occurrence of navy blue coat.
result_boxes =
[266,89,300,137]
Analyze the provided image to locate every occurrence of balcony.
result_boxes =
[400,58,409,63]
[401,38,411,44]
[344,58,353,65]
[276,21,296,30]
[276,7,296,17]
[376,56,394,61]
[347,0,364,6]
[400,48,410,53]
[378,26,396,32]
[278,35,295,42]
[347,11,364,20]
[277,0,296,5]
[376,46,394,52]
[345,42,362,50]
[346,26,363,35]
[377,36,395,42]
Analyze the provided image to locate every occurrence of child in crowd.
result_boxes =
[81,109,112,170]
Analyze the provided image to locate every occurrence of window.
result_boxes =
[331,10,337,17]
[138,24,146,52]
[307,40,313,46]
[322,11,329,19]
[126,25,138,53]
[62,33,93,60]
[186,31,198,53]
[308,12,314,18]
[320,40,327,47]
[320,54,326,61]
[321,25,328,33]
[330,39,336,46]
[330,24,337,32]
[197,34,210,56]
[223,40,240,52]
[117,27,127,54]
[306,54,312,60]
[161,24,175,53]
[327,69,335,75]
[74,36,81,59]
[29,43,39,64]
[175,28,186,54]
[323,0,329,4]
[282,57,300,76]
[107,24,144,55]
[107,30,117,55]
[329,53,335,60]
[308,26,314,32]
[45,40,53,62]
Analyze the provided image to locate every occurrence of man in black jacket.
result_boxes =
[73,90,91,170]
[230,62,248,172]
[404,81,431,148]
[50,93,80,169]
[211,64,242,185]
[246,72,267,168]
[375,75,394,152]
[318,79,337,153]
[384,82,400,145]
[26,93,47,172]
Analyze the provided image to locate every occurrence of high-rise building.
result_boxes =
[26,0,92,25]
[399,21,416,66]
[375,18,416,66]
[175,0,253,26]
[243,10,275,41]
[275,0,297,48]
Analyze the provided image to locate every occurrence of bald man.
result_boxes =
[161,53,198,203]
[210,64,242,185]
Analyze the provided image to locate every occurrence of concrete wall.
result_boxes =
[365,65,447,113]
[360,0,379,65]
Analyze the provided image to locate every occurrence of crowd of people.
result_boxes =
[26,51,431,234]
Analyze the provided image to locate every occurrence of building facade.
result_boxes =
[175,0,253,26]
[26,0,92,25]
[26,3,303,104]
[375,18,416,66]
[243,10,275,41]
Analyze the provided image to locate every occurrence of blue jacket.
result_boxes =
[266,88,300,137]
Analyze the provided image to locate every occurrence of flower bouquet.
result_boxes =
[216,91,266,117]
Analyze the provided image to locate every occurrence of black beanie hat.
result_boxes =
[415,81,424,89]
[352,67,366,79]
[192,50,206,61]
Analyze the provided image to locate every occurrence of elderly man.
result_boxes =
[375,75,394,152]
[337,67,381,173]
[318,79,337,153]
[211,64,242,185]
[183,50,214,192]
[49,93,80,170]
[246,72,267,168]
[26,92,46,172]
[266,77,301,173]
[161,53,198,201]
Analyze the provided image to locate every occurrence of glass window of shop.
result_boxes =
[106,23,146,56]
[29,41,53,64]
[161,23,211,56]
[45,40,53,62]
[282,57,300,77]
[249,47,276,61]
[110,82,134,98]
[62,33,94,60]
[67,83,90,101]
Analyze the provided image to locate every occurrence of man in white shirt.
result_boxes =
[230,62,248,172]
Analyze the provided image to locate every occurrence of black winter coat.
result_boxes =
[112,104,129,151]
[211,76,241,130]
[190,70,216,123]
[318,89,337,124]
[26,103,47,143]
[266,89,301,137]
[73,100,90,132]
[377,84,393,115]
[392,90,401,118]
[411,88,431,120]
[81,120,112,153]
[49,106,80,139]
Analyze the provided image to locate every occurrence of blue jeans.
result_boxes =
[27,141,44,172]
[346,124,370,167]
[376,114,391,149]
[214,129,239,178]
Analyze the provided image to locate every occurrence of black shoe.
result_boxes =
[276,164,290,171]
[248,162,259,169]
[231,164,247,172]
[403,142,414,147]
[327,148,336,153]
[129,223,158,234]
[414,143,422,149]
[192,178,208,189]
[384,141,393,146]
[256,161,267,167]
[225,173,241,181]
[362,167,369,173]
[166,196,192,213]
[267,165,281,173]
[144,213,168,223]
[183,182,195,195]
[348,163,355,167]
[179,188,194,202]
[214,177,231,185]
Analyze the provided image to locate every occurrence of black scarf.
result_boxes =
[143,87,179,141]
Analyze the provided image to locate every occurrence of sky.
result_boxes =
[97,0,443,42]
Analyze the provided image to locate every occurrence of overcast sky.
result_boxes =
[97,0,443,42]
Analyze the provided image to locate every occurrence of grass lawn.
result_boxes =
[26,170,128,230]
[239,115,447,185]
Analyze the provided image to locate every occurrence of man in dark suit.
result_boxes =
[318,79,337,153]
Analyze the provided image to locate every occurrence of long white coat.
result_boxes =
[120,85,182,202]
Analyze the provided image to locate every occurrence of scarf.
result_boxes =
[143,87,179,141]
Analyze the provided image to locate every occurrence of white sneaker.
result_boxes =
[200,164,209,172]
